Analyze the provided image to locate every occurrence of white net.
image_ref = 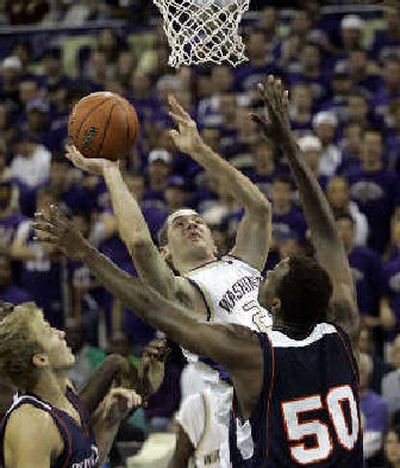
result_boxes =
[153,0,250,68]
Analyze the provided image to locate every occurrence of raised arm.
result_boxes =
[253,76,359,342]
[64,146,194,303]
[168,95,271,271]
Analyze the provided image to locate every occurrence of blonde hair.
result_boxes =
[0,303,43,391]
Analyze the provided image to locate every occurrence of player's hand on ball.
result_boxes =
[33,204,88,261]
[101,388,142,427]
[250,75,290,144]
[65,144,119,176]
[168,95,204,156]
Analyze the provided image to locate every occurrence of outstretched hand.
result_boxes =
[251,75,291,144]
[168,95,204,156]
[138,338,170,396]
[32,204,88,261]
[100,387,142,427]
[65,144,119,176]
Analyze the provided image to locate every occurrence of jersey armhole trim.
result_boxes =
[52,411,73,468]
[334,326,359,383]
[185,277,214,321]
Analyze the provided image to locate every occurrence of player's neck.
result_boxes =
[176,253,217,274]
[31,369,70,408]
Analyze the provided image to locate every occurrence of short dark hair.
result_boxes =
[277,255,332,332]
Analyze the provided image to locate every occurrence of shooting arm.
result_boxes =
[102,165,188,300]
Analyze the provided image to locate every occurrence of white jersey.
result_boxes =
[185,254,271,331]
[177,387,232,468]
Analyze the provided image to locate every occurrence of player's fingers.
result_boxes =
[283,90,290,113]
[168,129,181,141]
[274,78,282,107]
[168,111,189,127]
[34,210,52,224]
[32,221,58,236]
[32,235,58,244]
[250,113,269,130]
[168,94,190,118]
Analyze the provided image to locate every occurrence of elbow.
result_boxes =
[251,198,271,218]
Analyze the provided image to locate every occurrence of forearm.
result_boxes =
[103,166,152,249]
[92,415,120,465]
[79,355,125,415]
[191,141,270,212]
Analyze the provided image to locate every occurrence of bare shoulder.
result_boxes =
[6,403,62,447]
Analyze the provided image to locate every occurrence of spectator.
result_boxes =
[312,111,342,176]
[143,149,172,211]
[346,129,399,253]
[381,215,400,342]
[384,424,400,468]
[0,180,26,255]
[0,254,32,305]
[335,212,382,321]
[297,134,328,188]
[359,352,388,467]
[165,176,189,214]
[288,42,328,104]
[373,55,400,123]
[289,82,314,137]
[11,187,64,329]
[271,174,307,246]
[358,325,392,395]
[370,5,400,63]
[382,336,400,417]
[0,56,23,113]
[339,14,364,53]
[66,319,105,392]
[338,122,364,174]
[235,29,278,92]
[322,70,352,123]
[247,139,278,200]
[10,133,51,190]
[326,176,369,246]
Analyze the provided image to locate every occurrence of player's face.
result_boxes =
[260,258,290,313]
[385,431,400,465]
[167,214,215,262]
[32,312,75,370]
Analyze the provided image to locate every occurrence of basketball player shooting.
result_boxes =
[63,93,272,465]
[34,78,362,467]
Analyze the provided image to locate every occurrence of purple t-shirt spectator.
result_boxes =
[349,246,382,317]
[346,167,399,253]
[382,256,400,333]
[272,208,307,244]
[0,284,32,304]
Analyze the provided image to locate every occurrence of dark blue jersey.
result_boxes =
[0,388,99,468]
[229,323,363,467]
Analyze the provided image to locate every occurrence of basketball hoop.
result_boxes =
[153,0,250,68]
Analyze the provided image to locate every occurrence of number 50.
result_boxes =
[281,385,359,465]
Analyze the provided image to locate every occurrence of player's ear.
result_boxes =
[32,353,49,368]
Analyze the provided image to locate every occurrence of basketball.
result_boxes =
[68,92,139,161]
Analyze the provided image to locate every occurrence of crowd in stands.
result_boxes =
[0,1,400,466]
